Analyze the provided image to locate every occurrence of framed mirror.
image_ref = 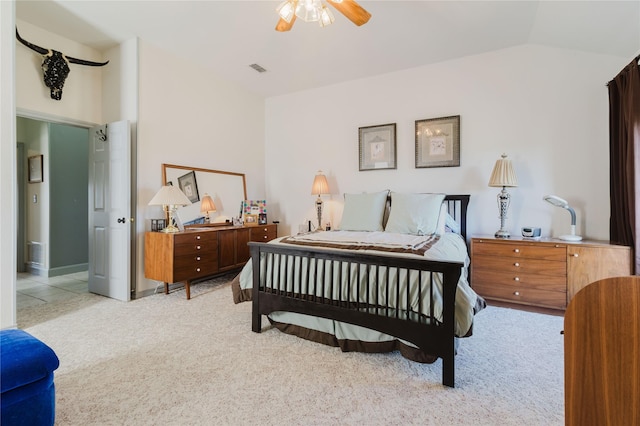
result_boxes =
[162,163,247,226]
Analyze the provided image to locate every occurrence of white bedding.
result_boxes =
[237,231,482,341]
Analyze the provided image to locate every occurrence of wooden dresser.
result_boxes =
[471,236,632,311]
[144,224,277,299]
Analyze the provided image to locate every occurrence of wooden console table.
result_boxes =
[144,224,277,299]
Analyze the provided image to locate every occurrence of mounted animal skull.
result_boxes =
[16,28,109,101]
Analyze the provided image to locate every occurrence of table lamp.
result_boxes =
[200,193,217,223]
[311,170,330,231]
[543,195,582,241]
[488,153,518,238]
[148,185,191,232]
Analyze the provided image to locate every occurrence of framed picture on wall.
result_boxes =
[415,115,460,168]
[28,154,43,183]
[359,123,397,171]
[177,171,200,203]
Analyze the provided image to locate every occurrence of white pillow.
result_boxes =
[384,192,445,235]
[435,202,447,235]
[445,212,461,234]
[339,191,389,231]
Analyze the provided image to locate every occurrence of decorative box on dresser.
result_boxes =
[471,236,632,311]
[144,224,277,299]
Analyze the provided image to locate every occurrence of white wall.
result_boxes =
[1,0,17,329]
[17,118,49,270]
[265,44,629,241]
[135,39,266,293]
[15,20,105,124]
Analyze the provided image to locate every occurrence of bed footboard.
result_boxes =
[249,241,463,387]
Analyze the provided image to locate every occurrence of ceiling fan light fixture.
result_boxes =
[275,0,369,32]
[319,5,335,27]
[296,0,322,22]
[277,0,296,23]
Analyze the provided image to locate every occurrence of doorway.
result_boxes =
[16,116,93,310]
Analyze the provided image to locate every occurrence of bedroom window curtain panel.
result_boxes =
[608,56,640,275]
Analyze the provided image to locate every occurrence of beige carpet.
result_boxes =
[18,275,564,425]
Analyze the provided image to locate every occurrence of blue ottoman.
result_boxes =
[1,329,60,426]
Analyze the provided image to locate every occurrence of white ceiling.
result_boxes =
[15,0,640,98]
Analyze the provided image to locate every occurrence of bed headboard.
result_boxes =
[444,195,470,241]
[382,193,470,241]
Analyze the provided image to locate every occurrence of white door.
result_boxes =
[88,120,132,301]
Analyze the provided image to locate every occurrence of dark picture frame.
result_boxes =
[177,171,200,203]
[28,154,43,183]
[359,123,397,171]
[415,115,460,168]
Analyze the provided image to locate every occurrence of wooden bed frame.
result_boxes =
[249,195,470,388]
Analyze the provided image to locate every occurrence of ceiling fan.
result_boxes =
[275,0,371,32]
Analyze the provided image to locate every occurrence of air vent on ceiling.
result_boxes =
[249,63,267,73]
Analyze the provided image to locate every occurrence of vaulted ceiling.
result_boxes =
[15,0,640,98]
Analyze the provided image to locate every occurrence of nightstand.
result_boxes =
[471,236,632,311]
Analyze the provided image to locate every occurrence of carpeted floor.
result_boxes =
[18,275,564,425]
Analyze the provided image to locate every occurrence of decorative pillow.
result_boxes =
[384,192,445,235]
[338,190,389,231]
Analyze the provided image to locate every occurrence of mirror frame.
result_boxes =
[161,163,247,226]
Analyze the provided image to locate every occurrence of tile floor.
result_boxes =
[16,271,89,309]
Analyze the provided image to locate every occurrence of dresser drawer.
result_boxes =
[250,225,277,242]
[472,240,566,261]
[174,253,218,281]
[473,269,567,292]
[174,235,217,256]
[174,231,216,246]
[473,255,567,278]
[473,280,566,309]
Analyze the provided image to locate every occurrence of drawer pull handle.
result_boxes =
[264,228,268,231]
[514,291,520,296]
[196,245,201,250]
[514,277,520,281]
[514,249,520,253]
[196,256,201,261]
[196,267,201,272]
[196,235,201,240]
[263,236,268,239]
[514,262,520,267]
[572,253,579,257]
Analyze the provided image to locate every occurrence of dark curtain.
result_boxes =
[608,56,640,274]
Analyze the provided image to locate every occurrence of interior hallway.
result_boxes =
[16,271,88,309]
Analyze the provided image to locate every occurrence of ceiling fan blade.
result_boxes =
[326,0,371,26]
[276,15,297,32]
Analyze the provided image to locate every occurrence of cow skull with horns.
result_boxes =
[16,28,109,100]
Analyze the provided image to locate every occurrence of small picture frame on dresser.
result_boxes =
[243,214,258,226]
[258,213,267,225]
[150,219,167,232]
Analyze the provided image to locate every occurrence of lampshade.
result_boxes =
[488,154,518,188]
[148,185,191,206]
[311,171,330,196]
[200,194,217,213]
